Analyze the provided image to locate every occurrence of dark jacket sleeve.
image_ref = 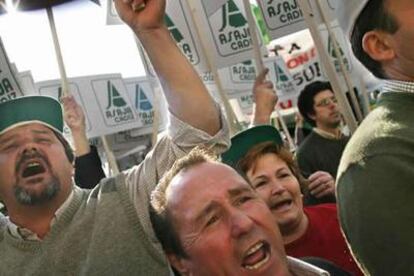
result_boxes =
[74,145,106,189]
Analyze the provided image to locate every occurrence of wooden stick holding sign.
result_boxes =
[242,0,296,151]
[297,0,358,133]
[46,7,120,175]
[46,7,69,98]
[187,0,242,136]
[314,0,364,123]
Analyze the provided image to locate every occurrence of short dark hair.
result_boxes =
[150,147,217,258]
[297,81,332,126]
[351,0,399,79]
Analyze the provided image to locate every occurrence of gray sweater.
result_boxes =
[0,176,168,275]
[0,111,230,275]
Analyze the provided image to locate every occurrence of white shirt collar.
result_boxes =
[382,80,414,94]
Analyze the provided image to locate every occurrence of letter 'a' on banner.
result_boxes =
[190,0,266,69]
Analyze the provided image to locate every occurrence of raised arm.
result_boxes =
[114,0,220,136]
[61,95,90,157]
[251,68,278,125]
[61,95,105,188]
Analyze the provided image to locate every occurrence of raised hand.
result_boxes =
[114,0,166,33]
[61,95,90,156]
[252,68,278,125]
[61,95,86,134]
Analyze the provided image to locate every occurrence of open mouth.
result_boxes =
[242,241,271,270]
[270,199,292,212]
[21,161,46,178]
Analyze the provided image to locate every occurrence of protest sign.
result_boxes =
[0,38,24,102]
[190,0,264,68]
[37,74,142,138]
[123,76,168,136]
[257,0,306,39]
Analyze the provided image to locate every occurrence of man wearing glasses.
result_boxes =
[295,81,349,205]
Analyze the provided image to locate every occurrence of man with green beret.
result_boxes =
[0,0,229,274]
[335,0,414,274]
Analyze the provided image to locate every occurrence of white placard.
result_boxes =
[123,76,168,136]
[191,0,264,68]
[18,71,36,95]
[219,60,257,90]
[36,74,142,138]
[106,0,123,25]
[257,0,306,39]
[0,38,24,103]
[166,0,212,80]
[265,56,299,101]
[318,21,353,73]
[202,0,228,15]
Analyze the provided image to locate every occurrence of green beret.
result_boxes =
[222,125,283,168]
[0,96,63,136]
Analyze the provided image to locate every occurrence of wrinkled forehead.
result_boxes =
[167,162,252,208]
[0,122,53,137]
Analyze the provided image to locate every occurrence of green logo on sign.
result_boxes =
[165,15,184,43]
[106,81,127,109]
[165,13,197,64]
[135,84,153,111]
[328,36,345,58]
[219,0,247,32]
[275,63,289,82]
[327,35,350,71]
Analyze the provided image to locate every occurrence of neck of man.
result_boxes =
[280,212,309,245]
[385,64,414,82]
[5,189,71,239]
[315,122,341,137]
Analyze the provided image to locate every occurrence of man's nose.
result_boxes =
[21,146,39,157]
[230,209,254,238]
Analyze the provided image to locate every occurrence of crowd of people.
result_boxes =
[0,0,413,275]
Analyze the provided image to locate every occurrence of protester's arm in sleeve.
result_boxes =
[61,95,106,188]
[74,145,106,189]
[115,0,220,136]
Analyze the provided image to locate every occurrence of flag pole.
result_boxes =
[46,6,120,175]
[242,0,296,151]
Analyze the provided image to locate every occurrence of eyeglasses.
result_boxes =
[315,97,338,107]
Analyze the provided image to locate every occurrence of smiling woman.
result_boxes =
[0,0,145,82]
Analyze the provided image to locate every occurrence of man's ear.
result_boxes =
[362,30,395,62]
[167,253,191,276]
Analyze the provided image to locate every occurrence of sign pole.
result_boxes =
[46,7,69,98]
